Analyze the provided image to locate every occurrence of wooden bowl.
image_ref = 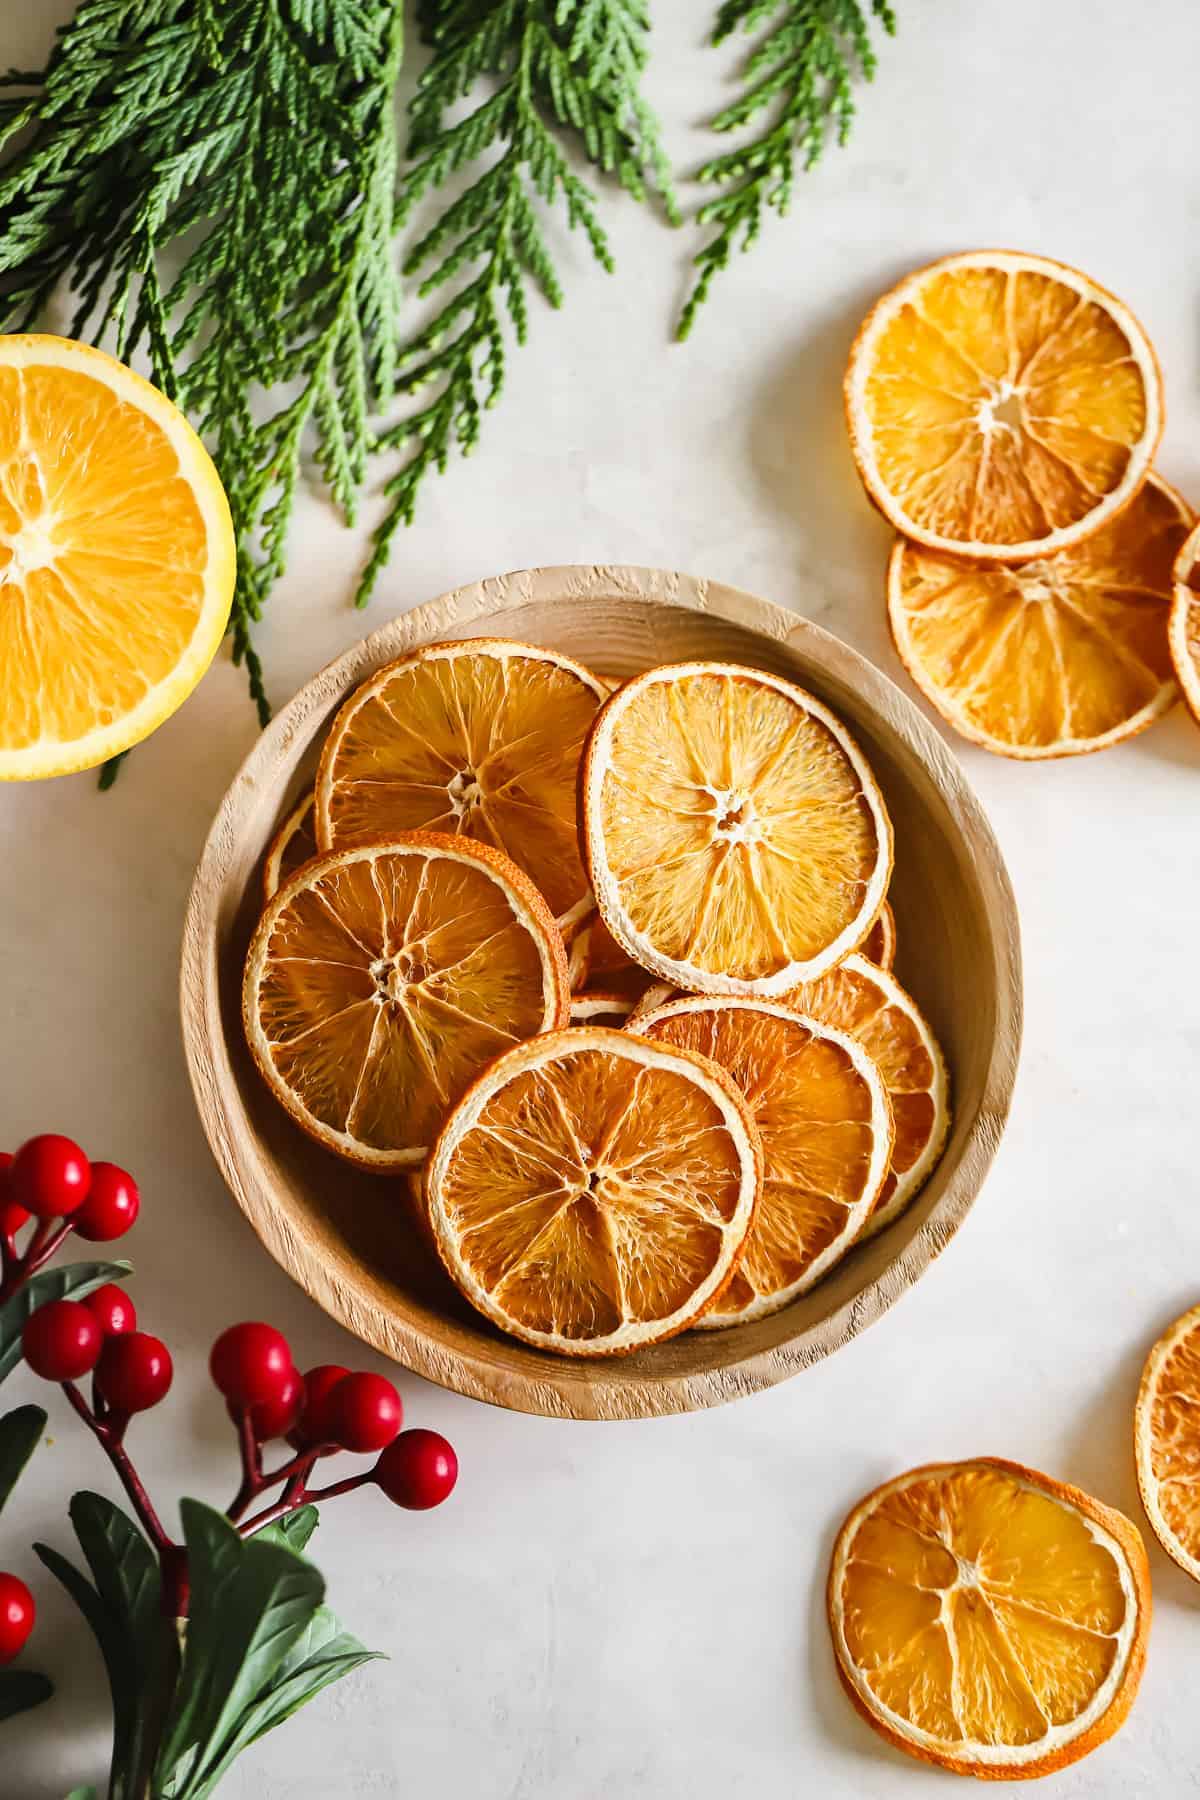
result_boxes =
[181,566,1021,1420]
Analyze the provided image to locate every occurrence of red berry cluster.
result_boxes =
[211,1324,458,1517]
[8,1137,457,1636]
[0,1134,140,1306]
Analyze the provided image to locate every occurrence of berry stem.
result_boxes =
[0,1217,73,1302]
[226,1405,263,1522]
[237,1468,372,1538]
[61,1381,175,1556]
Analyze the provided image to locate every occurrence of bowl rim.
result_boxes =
[180,563,1023,1420]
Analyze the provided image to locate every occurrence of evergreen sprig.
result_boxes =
[679,0,896,337]
[0,0,404,723]
[357,0,676,606]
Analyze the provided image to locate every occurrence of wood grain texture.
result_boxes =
[180,565,1023,1420]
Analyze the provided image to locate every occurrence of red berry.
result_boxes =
[0,1573,35,1664]
[328,1372,402,1453]
[0,1153,27,1241]
[209,1322,294,1408]
[374,1430,458,1510]
[72,1162,139,1242]
[234,1365,304,1441]
[289,1364,350,1447]
[83,1284,137,1337]
[96,1332,173,1414]
[9,1135,91,1219]
[22,1300,103,1381]
[0,1198,30,1242]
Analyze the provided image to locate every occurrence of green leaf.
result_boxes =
[0,1667,52,1722]
[69,1494,162,1800]
[258,1505,319,1555]
[0,1404,46,1513]
[183,1607,381,1792]
[154,1501,325,1800]
[0,1262,132,1385]
[64,1789,99,1799]
[36,1521,161,1799]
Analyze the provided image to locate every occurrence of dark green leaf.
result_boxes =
[0,1262,132,1385]
[186,1606,381,1791]
[258,1505,319,1555]
[0,1666,52,1721]
[0,1404,46,1513]
[154,1501,325,1800]
[69,1494,162,1800]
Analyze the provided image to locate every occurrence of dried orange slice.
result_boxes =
[1170,523,1200,726]
[889,473,1193,757]
[829,1458,1151,1779]
[569,992,636,1026]
[845,251,1163,561]
[0,335,235,780]
[860,899,896,971]
[1135,1302,1200,1581]
[315,639,606,923]
[425,1028,761,1355]
[566,927,592,993]
[243,833,569,1169]
[785,955,949,1239]
[262,790,319,903]
[581,663,892,995]
[634,996,892,1325]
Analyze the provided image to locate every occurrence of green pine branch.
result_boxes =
[0,0,404,726]
[357,0,676,607]
[679,0,896,338]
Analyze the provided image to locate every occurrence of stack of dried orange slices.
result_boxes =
[845,250,1199,758]
[243,640,950,1358]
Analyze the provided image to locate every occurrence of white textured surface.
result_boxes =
[4,3,1200,1795]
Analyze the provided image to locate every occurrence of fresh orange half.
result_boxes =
[243,833,569,1169]
[569,991,637,1026]
[861,899,896,971]
[262,789,319,903]
[785,955,949,1239]
[1170,523,1200,726]
[1135,1302,1200,1582]
[829,1458,1151,1780]
[424,1028,762,1355]
[0,335,235,779]
[581,663,893,995]
[315,639,606,922]
[634,995,892,1324]
[889,473,1193,757]
[845,251,1163,561]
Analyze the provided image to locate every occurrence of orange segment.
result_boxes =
[243,833,569,1169]
[785,955,949,1238]
[1135,1302,1200,1581]
[889,473,1193,757]
[262,789,319,903]
[581,663,892,994]
[829,1458,1151,1778]
[1170,523,1200,726]
[860,899,896,971]
[846,251,1163,560]
[634,996,892,1323]
[424,1028,761,1355]
[315,639,605,922]
[0,336,234,779]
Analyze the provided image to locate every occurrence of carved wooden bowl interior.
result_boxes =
[181,566,1022,1420]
